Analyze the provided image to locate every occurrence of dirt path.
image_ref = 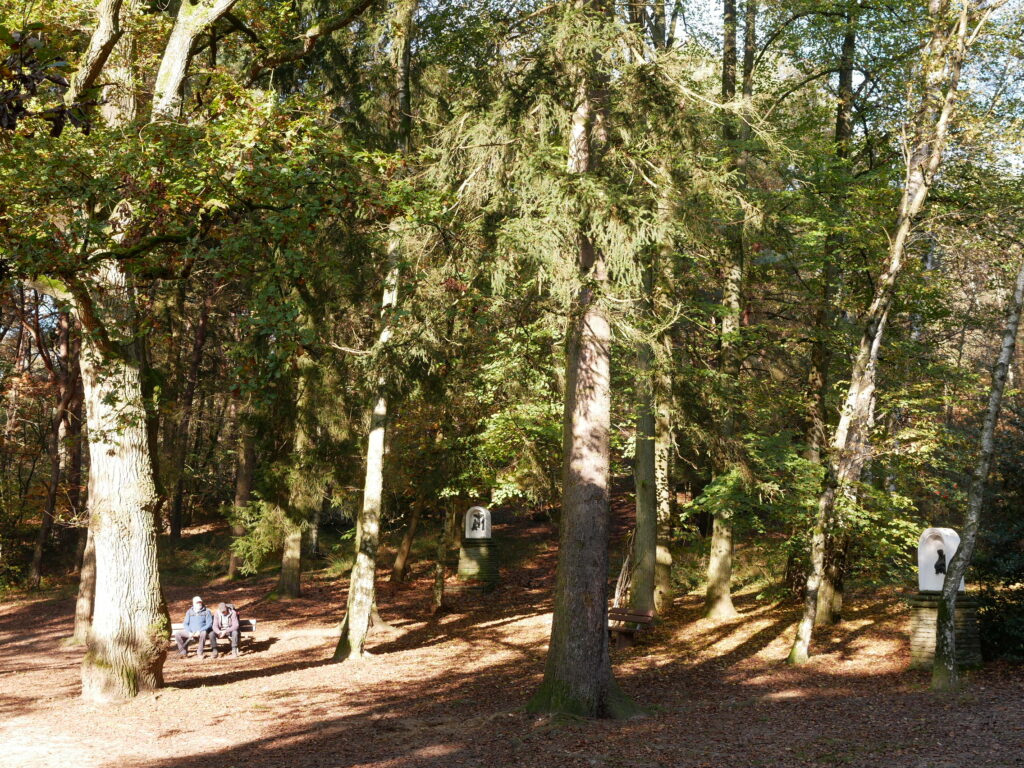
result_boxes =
[1,519,1022,768]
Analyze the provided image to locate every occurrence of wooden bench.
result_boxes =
[170,618,257,653]
[608,607,653,648]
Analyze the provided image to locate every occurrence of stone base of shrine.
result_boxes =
[457,538,499,586]
[908,591,982,668]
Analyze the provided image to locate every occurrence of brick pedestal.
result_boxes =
[908,591,982,668]
[457,538,499,586]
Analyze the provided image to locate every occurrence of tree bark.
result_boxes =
[808,15,855,626]
[169,294,210,540]
[933,253,1024,690]
[65,0,234,699]
[653,376,673,613]
[335,240,400,658]
[64,0,125,105]
[227,412,255,579]
[431,504,455,614]
[70,525,96,646]
[336,386,389,656]
[391,496,423,583]
[278,353,317,598]
[704,0,745,621]
[278,522,304,598]
[527,16,636,715]
[151,0,239,120]
[78,262,169,702]
[789,0,985,664]
[336,0,414,660]
[631,264,657,617]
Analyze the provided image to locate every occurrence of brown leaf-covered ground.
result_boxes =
[2,516,1023,768]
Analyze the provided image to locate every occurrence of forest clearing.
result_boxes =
[3,512,1023,768]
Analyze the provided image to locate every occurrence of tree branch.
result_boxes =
[246,0,376,84]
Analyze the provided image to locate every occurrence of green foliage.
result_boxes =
[229,500,298,577]
[685,432,822,534]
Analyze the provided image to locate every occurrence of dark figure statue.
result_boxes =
[934,548,946,575]
[471,512,485,531]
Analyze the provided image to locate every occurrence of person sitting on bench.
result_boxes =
[174,596,213,659]
[209,602,241,658]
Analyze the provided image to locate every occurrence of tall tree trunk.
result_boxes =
[28,385,74,588]
[70,525,96,645]
[336,383,390,656]
[431,504,455,614]
[704,0,745,620]
[278,522,304,597]
[653,374,674,613]
[391,496,423,583]
[631,265,657,617]
[933,253,1024,690]
[169,294,210,540]
[278,353,317,599]
[527,13,636,715]
[336,0,414,661]
[65,0,238,700]
[227,412,255,579]
[809,14,855,627]
[77,262,169,702]
[789,0,986,664]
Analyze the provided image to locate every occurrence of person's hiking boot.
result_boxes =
[196,652,205,660]
[211,650,219,659]
[178,652,187,659]
[232,648,239,658]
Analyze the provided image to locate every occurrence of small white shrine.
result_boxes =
[917,527,965,593]
[909,527,980,669]
[464,506,492,540]
[457,505,499,587]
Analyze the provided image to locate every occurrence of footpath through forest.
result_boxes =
[1,513,1022,768]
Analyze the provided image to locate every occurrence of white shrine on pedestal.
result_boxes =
[457,505,499,588]
[909,526,980,668]
[917,527,965,593]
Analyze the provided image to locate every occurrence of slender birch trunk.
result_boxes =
[335,273,395,657]
[933,254,1024,690]
[653,375,674,613]
[335,0,415,661]
[789,0,990,663]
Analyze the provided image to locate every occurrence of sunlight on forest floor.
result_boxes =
[1,521,1022,768]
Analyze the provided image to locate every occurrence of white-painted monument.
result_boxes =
[457,505,499,587]
[464,506,491,540]
[909,527,980,668]
[917,527,965,592]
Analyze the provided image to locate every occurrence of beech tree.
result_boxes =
[789,0,1005,664]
